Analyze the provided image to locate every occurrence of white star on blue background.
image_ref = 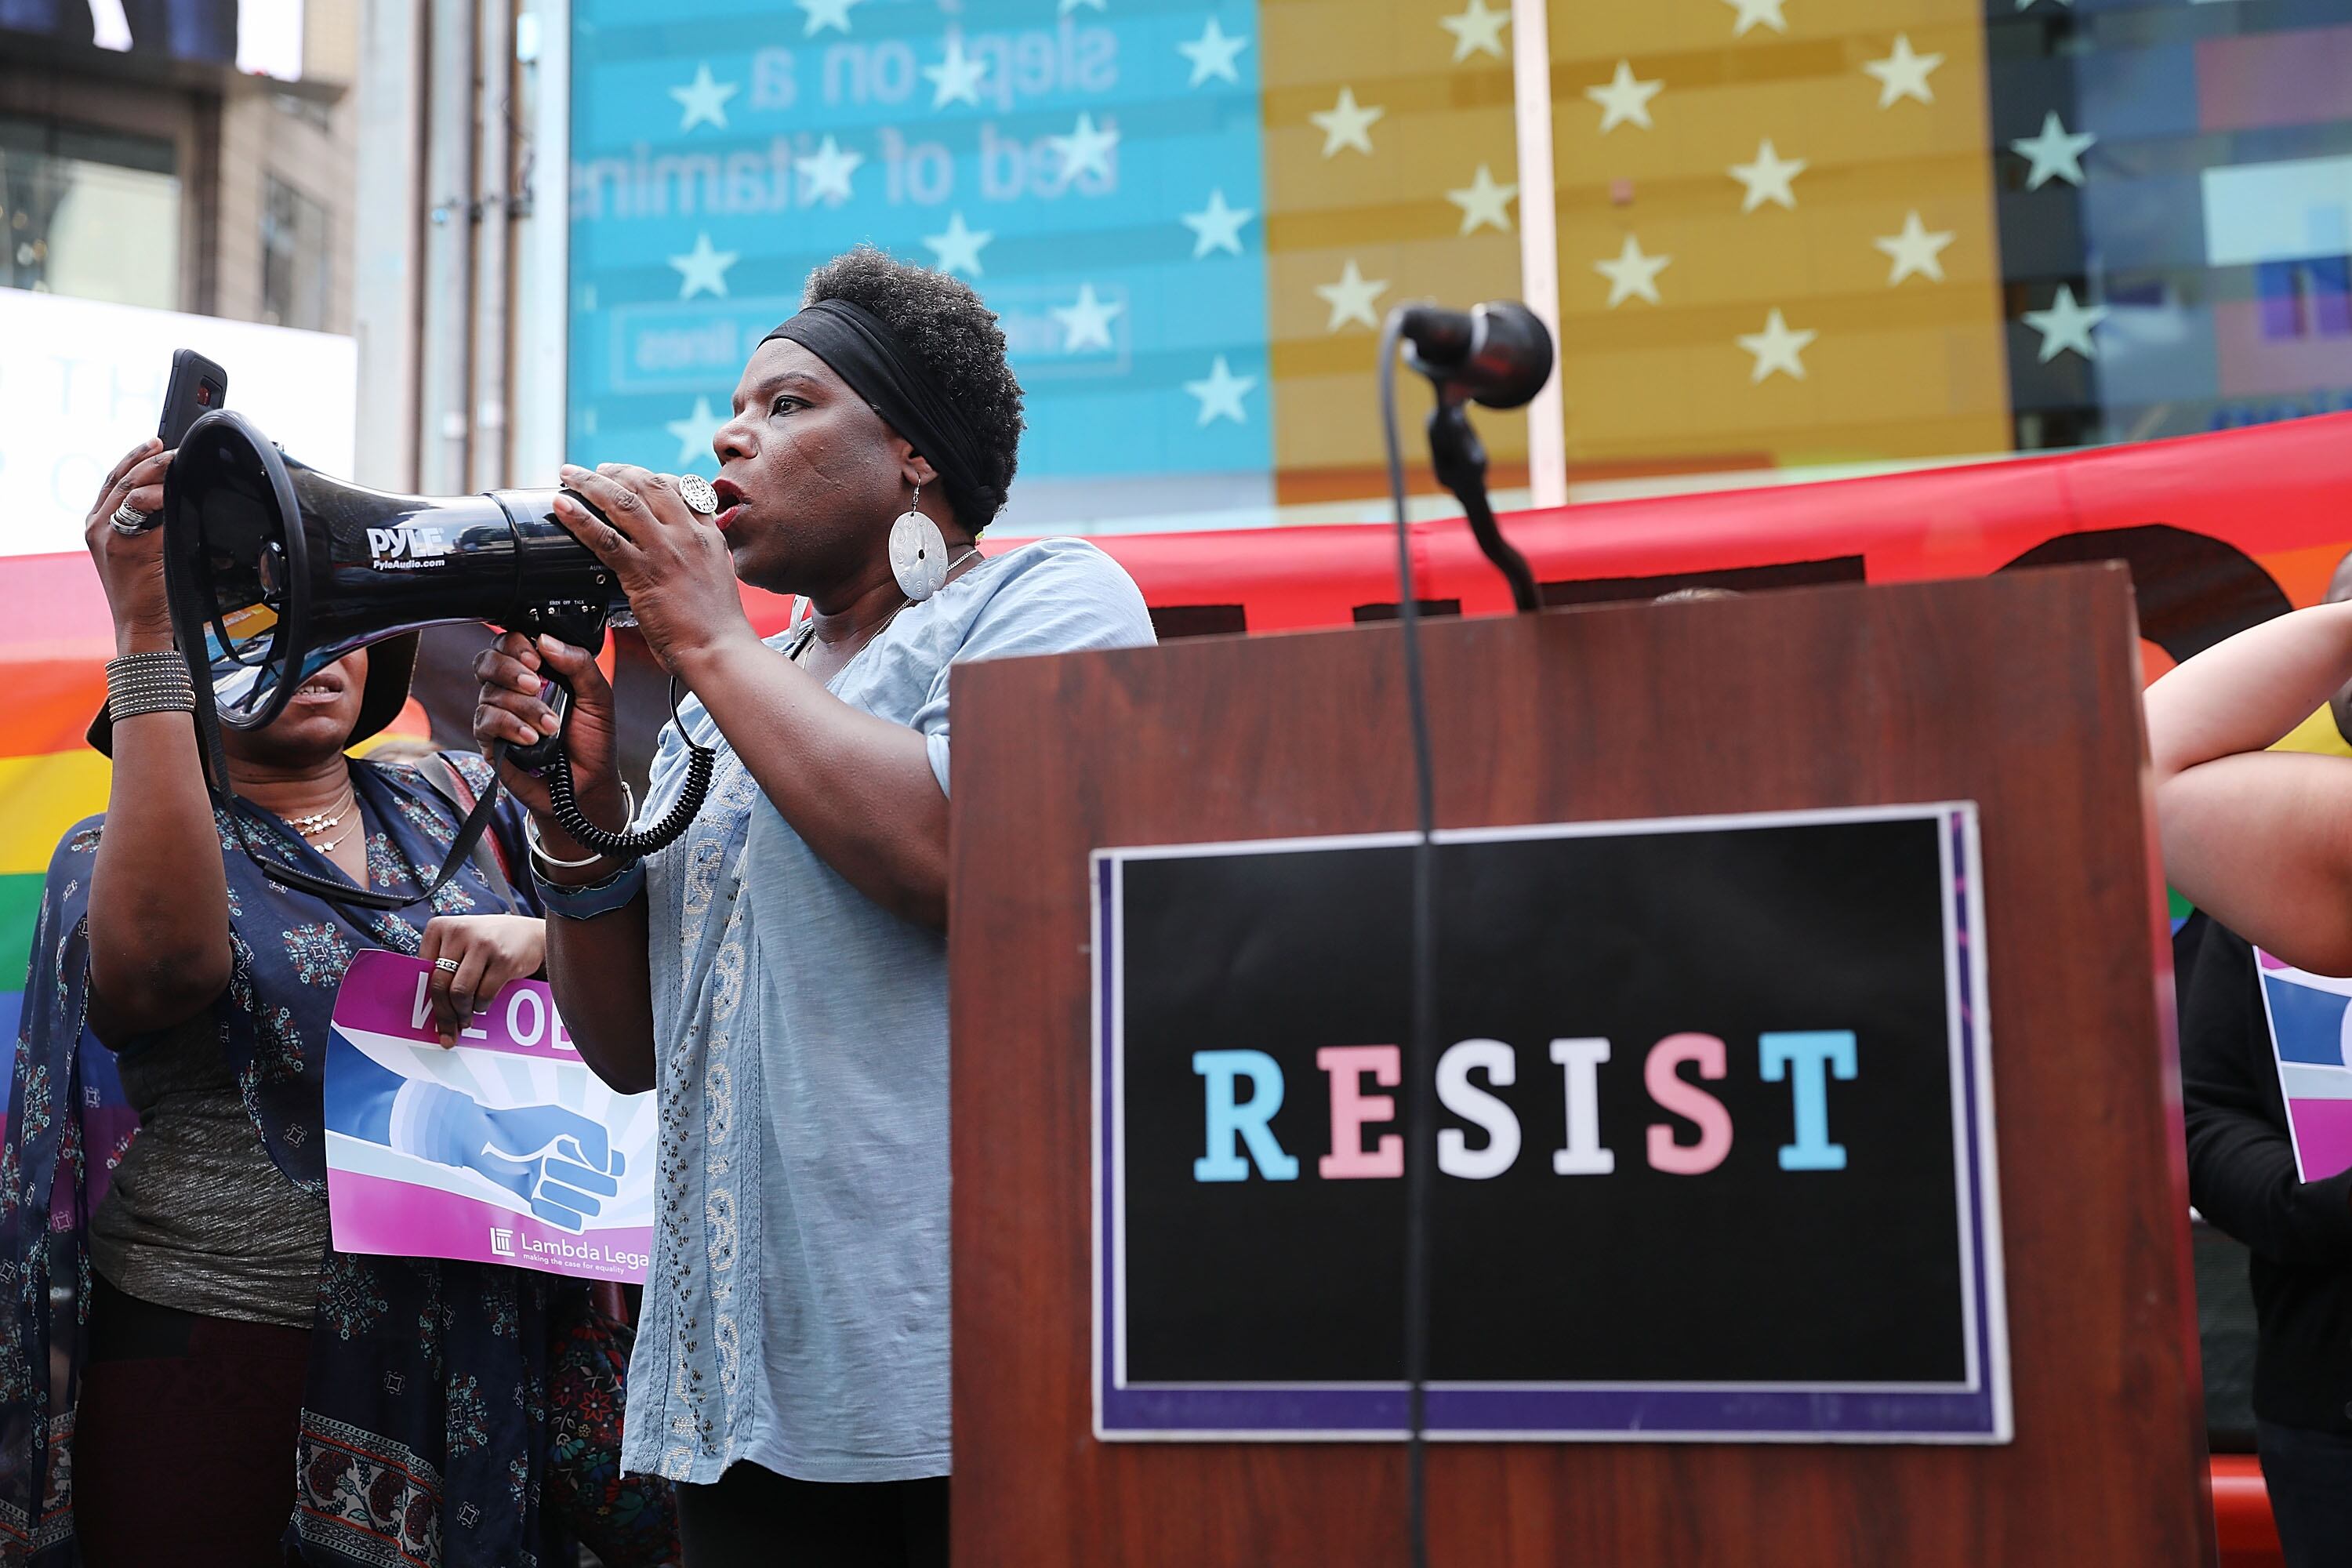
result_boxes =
[1185,356,1256,425]
[666,64,736,132]
[1181,190,1253,258]
[923,212,993,278]
[667,233,738,299]
[1178,17,1247,86]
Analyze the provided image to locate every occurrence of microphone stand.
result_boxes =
[1383,329,1552,1568]
[1425,382,1541,614]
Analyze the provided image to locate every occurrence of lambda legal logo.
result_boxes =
[488,1227,515,1258]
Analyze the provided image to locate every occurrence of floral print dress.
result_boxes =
[0,753,579,1568]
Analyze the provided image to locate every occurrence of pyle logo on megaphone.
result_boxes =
[365,521,450,572]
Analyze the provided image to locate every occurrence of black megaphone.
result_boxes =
[163,408,624,762]
[162,409,711,903]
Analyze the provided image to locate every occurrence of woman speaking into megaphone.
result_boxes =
[469,246,1153,1566]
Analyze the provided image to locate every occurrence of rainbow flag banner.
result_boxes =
[0,557,117,1051]
[0,557,117,1138]
[0,554,430,1142]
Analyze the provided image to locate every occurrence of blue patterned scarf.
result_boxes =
[0,753,578,1566]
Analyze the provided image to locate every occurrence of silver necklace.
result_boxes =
[283,785,358,855]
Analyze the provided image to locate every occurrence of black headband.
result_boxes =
[763,298,996,527]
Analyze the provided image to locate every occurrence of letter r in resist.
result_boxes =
[1191,1051,1298,1181]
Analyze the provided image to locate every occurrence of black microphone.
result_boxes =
[1399,300,1554,410]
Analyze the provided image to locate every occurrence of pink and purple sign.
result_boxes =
[324,950,655,1283]
[2254,951,2352,1183]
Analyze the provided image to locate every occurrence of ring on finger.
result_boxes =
[109,499,157,535]
[435,956,463,973]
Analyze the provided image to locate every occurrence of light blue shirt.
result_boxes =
[619,537,1156,1483]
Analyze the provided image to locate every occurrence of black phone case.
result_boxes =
[158,349,229,448]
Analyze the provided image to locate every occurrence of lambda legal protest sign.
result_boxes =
[2252,951,2352,1184]
[325,950,655,1283]
[1092,804,2008,1443]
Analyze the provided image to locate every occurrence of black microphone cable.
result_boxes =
[1376,306,1441,1568]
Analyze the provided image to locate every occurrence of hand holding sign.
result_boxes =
[419,914,550,1046]
[327,951,655,1280]
[394,1082,626,1232]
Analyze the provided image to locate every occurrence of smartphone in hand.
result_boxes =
[158,350,228,449]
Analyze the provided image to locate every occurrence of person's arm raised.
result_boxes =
[668,636,951,928]
[548,463,954,929]
[2146,600,2352,973]
[79,440,237,1043]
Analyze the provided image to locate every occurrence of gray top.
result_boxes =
[619,537,1156,1484]
[89,1014,328,1326]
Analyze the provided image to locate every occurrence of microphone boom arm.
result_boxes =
[1426,383,1541,615]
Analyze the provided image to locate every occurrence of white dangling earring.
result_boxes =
[888,481,950,603]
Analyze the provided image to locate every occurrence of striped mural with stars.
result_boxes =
[567,0,1530,532]
[569,0,2352,526]
[1551,0,2352,484]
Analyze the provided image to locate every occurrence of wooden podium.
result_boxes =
[947,565,2211,1566]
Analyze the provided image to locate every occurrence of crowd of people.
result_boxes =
[1,237,2346,1568]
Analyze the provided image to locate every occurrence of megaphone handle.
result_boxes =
[498,599,608,774]
[502,674,572,774]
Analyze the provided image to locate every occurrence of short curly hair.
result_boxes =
[803,245,1024,532]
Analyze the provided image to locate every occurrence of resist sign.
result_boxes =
[1093,804,2007,1443]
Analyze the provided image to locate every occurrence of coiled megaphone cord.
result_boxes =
[539,675,714,859]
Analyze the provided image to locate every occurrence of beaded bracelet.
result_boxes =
[104,649,196,722]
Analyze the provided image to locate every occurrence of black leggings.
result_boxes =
[675,1463,948,1568]
[75,1274,310,1567]
[2256,1419,2352,1568]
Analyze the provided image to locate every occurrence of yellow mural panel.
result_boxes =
[1551,0,2012,477]
[1261,0,1526,497]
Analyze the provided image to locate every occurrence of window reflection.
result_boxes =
[0,116,180,311]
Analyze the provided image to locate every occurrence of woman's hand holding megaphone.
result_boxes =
[547,462,759,682]
[471,631,627,869]
[483,458,744,861]
[82,437,176,657]
[477,459,753,877]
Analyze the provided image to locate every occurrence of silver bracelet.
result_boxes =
[524,781,635,871]
[104,649,195,721]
